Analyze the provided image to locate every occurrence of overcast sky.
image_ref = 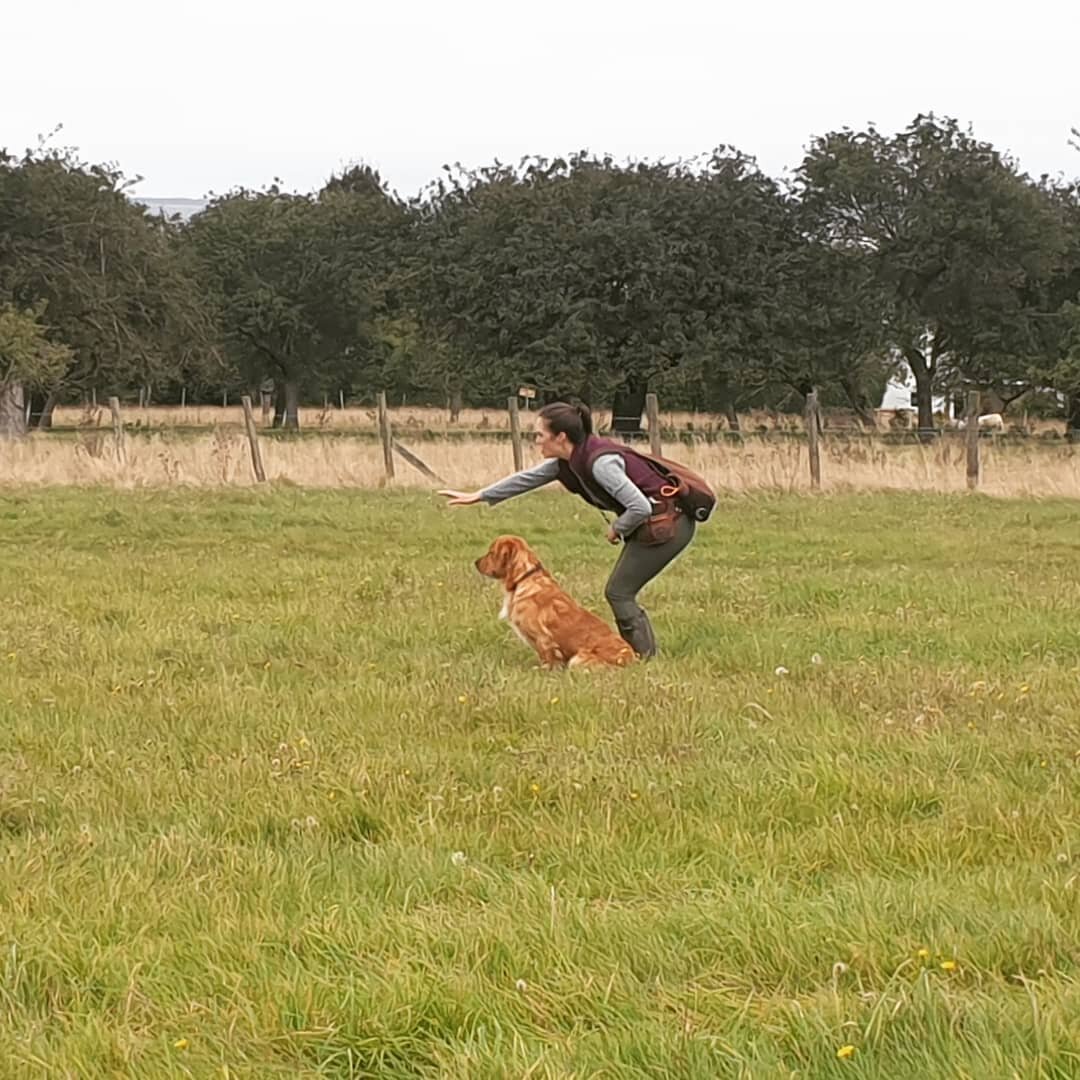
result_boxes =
[4,0,1077,199]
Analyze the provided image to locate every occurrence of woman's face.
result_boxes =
[534,418,572,460]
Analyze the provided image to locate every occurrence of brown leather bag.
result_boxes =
[620,446,717,523]
[632,496,681,546]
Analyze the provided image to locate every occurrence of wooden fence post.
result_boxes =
[645,392,662,457]
[108,397,127,465]
[377,391,395,480]
[965,390,980,490]
[241,395,267,483]
[805,390,821,490]
[508,396,524,471]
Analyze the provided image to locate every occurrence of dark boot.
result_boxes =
[616,611,658,659]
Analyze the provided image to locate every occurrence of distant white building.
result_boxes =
[878,364,949,417]
[879,364,1065,424]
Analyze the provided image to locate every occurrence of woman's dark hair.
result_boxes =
[537,401,593,445]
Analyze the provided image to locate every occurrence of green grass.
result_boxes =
[1,487,1078,1078]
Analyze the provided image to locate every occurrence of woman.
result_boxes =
[439,402,695,658]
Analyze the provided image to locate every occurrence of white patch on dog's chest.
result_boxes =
[500,591,533,648]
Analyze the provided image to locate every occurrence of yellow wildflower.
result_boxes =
[173,1038,189,1051]
[917,948,931,960]
[940,959,958,972]
[836,1045,855,1059]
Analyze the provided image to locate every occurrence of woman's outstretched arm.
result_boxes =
[439,458,561,507]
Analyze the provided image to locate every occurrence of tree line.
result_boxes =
[2,115,1079,438]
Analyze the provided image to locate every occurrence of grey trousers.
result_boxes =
[604,512,696,625]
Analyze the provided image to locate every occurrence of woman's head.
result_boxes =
[535,401,592,459]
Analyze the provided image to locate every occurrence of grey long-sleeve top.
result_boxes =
[479,454,653,537]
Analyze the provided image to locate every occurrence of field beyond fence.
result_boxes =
[2,405,1078,497]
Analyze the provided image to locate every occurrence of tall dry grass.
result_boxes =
[3,425,1079,497]
[52,403,662,432]
[49,402,1066,437]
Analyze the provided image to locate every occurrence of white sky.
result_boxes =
[4,0,1077,199]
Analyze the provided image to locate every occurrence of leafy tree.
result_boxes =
[0,303,72,436]
[757,221,894,426]
[795,115,1065,432]
[414,150,790,423]
[187,167,407,428]
[0,143,218,426]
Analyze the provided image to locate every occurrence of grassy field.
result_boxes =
[1,488,1078,1078]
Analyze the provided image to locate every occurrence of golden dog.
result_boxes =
[475,535,635,669]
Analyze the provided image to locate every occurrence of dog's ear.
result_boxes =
[498,537,521,577]
[505,537,536,582]
[483,536,512,579]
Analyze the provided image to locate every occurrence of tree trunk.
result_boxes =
[282,381,300,430]
[28,391,46,429]
[41,391,57,429]
[714,374,741,432]
[611,380,648,436]
[1066,392,1080,444]
[905,347,936,437]
[448,388,463,423]
[0,382,27,438]
[272,383,286,428]
[28,390,58,430]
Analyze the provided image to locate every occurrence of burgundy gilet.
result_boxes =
[555,435,667,513]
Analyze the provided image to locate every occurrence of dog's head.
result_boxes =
[475,535,539,584]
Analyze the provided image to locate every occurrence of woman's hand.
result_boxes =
[606,526,622,545]
[438,489,484,507]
